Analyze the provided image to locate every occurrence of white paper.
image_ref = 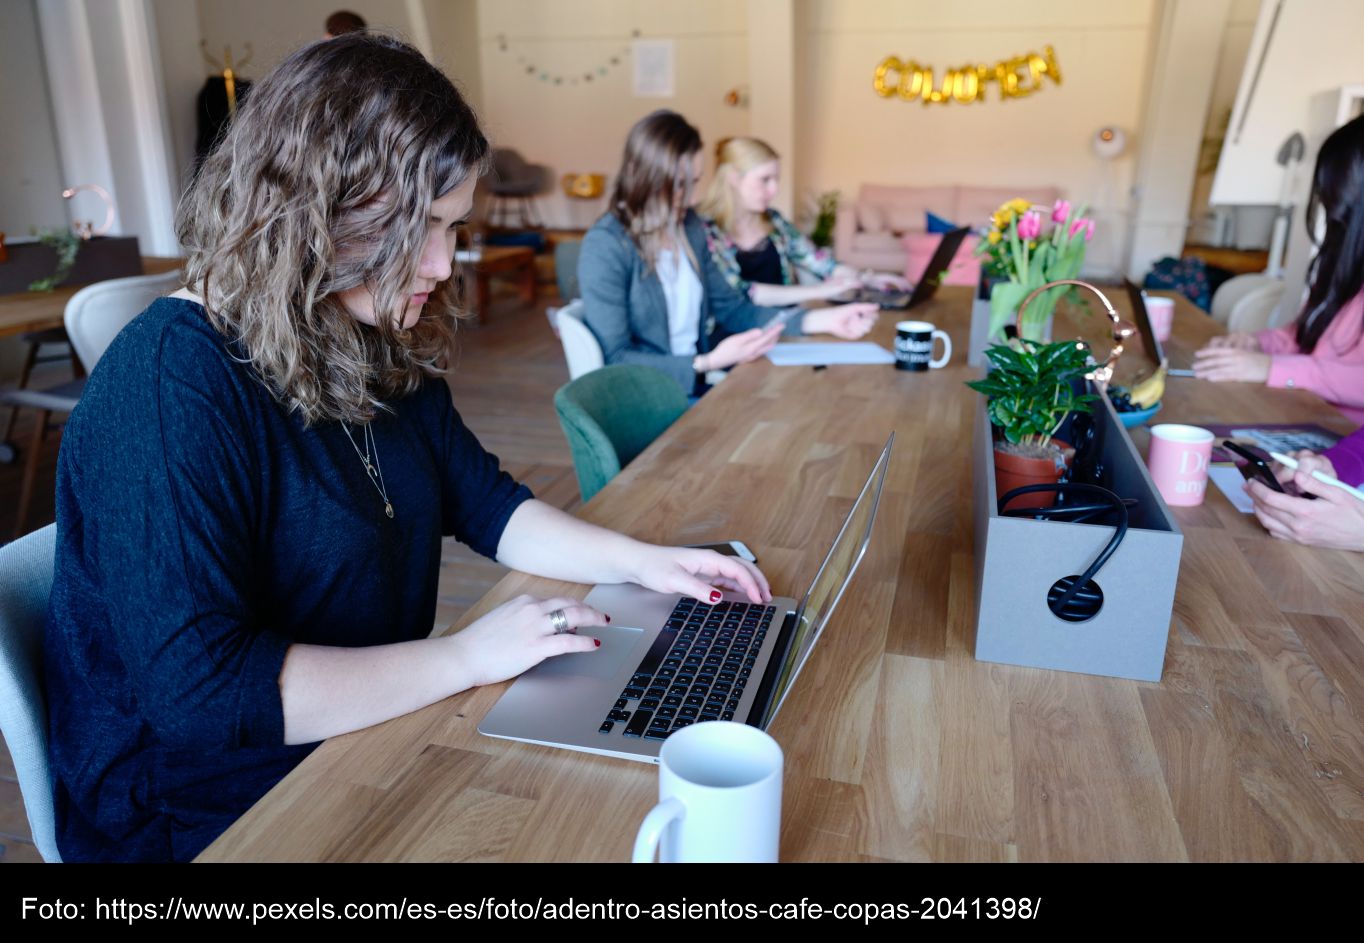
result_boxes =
[765,343,897,366]
[632,39,675,97]
[1208,465,1255,513]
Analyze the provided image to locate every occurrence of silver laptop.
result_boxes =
[479,435,894,763]
[1125,279,1192,375]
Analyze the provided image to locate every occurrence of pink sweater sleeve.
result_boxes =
[1255,322,1300,355]
[1261,293,1364,411]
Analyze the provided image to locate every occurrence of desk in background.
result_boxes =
[202,288,1364,862]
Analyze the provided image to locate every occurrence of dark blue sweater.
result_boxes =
[44,298,531,862]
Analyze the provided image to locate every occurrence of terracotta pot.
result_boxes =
[993,438,1073,510]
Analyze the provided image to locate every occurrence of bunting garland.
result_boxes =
[497,30,641,86]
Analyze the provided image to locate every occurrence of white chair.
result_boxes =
[1226,281,1288,334]
[554,299,604,380]
[2,269,182,538]
[1211,273,1280,326]
[0,523,60,862]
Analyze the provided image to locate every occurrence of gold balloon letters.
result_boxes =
[873,46,1062,104]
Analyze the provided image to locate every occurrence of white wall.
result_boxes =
[423,0,483,114]
[795,0,1155,272]
[475,0,752,230]
[0,0,69,235]
[194,0,416,75]
[1211,0,1364,206]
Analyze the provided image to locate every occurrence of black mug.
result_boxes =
[894,320,952,371]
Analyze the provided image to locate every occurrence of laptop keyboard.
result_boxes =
[598,599,776,742]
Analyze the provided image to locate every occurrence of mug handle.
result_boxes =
[930,330,953,368]
[632,797,685,863]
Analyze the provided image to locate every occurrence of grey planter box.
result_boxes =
[970,388,1183,682]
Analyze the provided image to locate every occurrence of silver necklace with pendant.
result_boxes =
[342,421,394,518]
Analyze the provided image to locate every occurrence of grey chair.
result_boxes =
[2,269,181,538]
[488,148,552,229]
[0,523,60,862]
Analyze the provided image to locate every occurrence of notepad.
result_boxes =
[1208,466,1255,513]
[766,343,897,366]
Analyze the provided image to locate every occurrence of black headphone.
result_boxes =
[997,482,1130,623]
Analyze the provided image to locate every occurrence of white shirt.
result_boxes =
[656,248,703,356]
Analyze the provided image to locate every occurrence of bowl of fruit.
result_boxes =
[1106,367,1165,428]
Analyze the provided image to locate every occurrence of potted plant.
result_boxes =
[967,338,1097,509]
[975,198,1095,343]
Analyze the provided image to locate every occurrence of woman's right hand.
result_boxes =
[701,324,783,371]
[1272,450,1337,485]
[1204,331,1262,352]
[817,270,862,300]
[446,594,607,688]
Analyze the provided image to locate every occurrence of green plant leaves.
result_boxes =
[965,339,1095,445]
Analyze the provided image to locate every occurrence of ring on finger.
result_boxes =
[548,608,570,634]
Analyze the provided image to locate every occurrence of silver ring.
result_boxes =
[549,608,570,634]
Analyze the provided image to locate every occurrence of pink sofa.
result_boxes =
[835,183,1062,273]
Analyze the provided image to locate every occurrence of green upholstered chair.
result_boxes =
[554,364,689,503]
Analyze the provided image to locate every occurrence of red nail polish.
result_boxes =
[594,638,601,647]
[710,590,722,602]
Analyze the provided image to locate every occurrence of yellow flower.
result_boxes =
[987,229,1002,245]
[992,210,1013,230]
[1007,198,1031,214]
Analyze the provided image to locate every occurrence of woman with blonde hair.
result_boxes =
[579,111,878,396]
[699,136,910,306]
[44,35,769,862]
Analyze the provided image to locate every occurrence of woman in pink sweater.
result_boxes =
[1194,113,1364,425]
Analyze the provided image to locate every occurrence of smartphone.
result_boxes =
[1223,440,1286,493]
[762,307,801,331]
[686,541,758,563]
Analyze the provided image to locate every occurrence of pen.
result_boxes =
[1269,451,1364,503]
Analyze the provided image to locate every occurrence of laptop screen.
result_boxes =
[760,435,893,726]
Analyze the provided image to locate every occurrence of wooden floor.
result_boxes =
[0,284,576,862]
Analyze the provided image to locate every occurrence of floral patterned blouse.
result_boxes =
[701,209,837,296]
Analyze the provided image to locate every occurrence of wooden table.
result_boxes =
[202,287,1364,862]
[468,246,536,324]
[0,256,182,340]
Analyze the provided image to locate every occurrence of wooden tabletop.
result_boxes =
[0,257,182,340]
[201,287,1364,862]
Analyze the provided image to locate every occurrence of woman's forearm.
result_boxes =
[279,634,473,745]
[495,498,648,585]
[749,281,835,305]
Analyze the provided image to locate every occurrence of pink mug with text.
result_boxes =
[1146,296,1175,342]
[1148,423,1213,506]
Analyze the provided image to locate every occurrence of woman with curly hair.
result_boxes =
[44,34,769,862]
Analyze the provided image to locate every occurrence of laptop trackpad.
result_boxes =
[532,624,645,679]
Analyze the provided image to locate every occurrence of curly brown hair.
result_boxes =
[176,32,487,425]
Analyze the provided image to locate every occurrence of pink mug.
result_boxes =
[1148,423,1214,506]
[1146,296,1174,342]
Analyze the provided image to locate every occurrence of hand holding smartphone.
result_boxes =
[762,307,802,332]
[1224,440,1316,499]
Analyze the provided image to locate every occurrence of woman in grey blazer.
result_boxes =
[579,111,878,395]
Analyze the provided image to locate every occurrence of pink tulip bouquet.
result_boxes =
[975,198,1095,342]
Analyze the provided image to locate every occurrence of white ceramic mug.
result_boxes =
[632,721,783,863]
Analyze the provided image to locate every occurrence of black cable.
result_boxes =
[997,483,1130,622]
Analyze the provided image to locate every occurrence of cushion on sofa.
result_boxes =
[856,202,887,234]
[903,232,982,286]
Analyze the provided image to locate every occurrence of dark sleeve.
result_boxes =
[579,223,697,392]
[435,386,533,559]
[698,230,801,338]
[78,323,291,750]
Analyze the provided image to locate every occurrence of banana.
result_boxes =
[1128,364,1167,409]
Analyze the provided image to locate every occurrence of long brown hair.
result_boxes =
[609,110,702,270]
[176,32,488,425]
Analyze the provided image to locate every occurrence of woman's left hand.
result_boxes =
[1192,347,1271,383]
[1247,475,1364,551]
[629,545,772,604]
[801,303,880,339]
